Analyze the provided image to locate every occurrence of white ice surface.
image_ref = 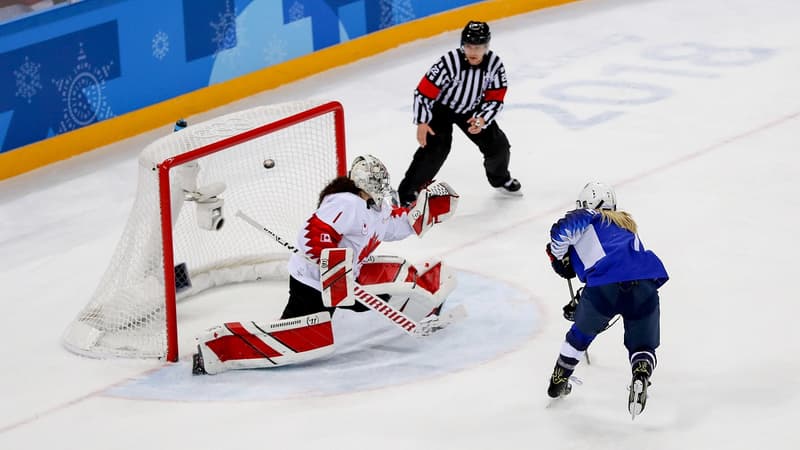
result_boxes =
[2,0,799,448]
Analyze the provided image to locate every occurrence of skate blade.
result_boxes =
[628,379,645,420]
[494,187,524,197]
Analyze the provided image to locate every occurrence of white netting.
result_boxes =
[63,100,344,359]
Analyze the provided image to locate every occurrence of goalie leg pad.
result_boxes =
[195,312,334,374]
[407,259,451,295]
[361,258,457,322]
[378,287,440,323]
[357,255,409,285]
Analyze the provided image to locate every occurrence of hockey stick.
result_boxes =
[603,314,621,332]
[235,210,465,337]
[567,278,623,365]
[566,278,591,366]
[566,278,578,307]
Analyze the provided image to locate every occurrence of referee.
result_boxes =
[397,20,521,206]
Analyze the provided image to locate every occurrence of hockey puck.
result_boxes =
[263,159,275,169]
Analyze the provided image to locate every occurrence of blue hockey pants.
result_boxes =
[568,279,661,360]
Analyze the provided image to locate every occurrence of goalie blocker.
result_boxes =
[193,255,457,375]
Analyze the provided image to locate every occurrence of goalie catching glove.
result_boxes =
[408,181,459,237]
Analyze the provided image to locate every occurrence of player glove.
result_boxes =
[562,287,582,321]
[545,243,576,280]
[562,301,577,321]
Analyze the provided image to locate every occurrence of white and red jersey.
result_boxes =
[288,192,414,290]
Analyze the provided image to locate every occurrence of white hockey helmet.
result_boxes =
[576,181,617,211]
[349,154,391,209]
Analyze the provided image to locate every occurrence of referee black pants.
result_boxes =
[397,103,511,206]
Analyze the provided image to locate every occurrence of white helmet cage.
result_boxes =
[349,154,391,209]
[576,181,617,211]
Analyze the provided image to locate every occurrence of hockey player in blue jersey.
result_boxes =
[544,182,668,418]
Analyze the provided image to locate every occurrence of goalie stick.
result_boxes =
[235,210,466,337]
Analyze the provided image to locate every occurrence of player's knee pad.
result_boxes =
[565,323,595,351]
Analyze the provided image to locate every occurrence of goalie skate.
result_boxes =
[191,346,207,376]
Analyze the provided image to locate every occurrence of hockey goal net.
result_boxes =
[63,100,346,361]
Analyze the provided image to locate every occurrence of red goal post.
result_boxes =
[63,100,347,362]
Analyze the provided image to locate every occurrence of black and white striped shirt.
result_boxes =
[413,48,508,125]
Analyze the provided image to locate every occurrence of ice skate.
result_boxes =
[547,364,573,398]
[628,360,653,419]
[496,178,522,196]
[191,346,207,375]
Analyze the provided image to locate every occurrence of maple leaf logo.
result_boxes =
[358,234,382,261]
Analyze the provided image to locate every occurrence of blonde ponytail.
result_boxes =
[600,210,637,233]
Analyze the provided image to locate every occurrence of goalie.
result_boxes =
[192,154,460,375]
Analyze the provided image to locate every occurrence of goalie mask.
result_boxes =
[576,181,617,211]
[349,154,391,210]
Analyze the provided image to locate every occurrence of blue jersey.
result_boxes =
[549,209,668,288]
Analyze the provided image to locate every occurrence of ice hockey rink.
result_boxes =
[2,0,799,448]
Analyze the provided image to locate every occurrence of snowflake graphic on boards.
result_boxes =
[264,35,288,65]
[152,30,169,60]
[288,1,304,21]
[379,0,415,29]
[51,43,115,133]
[14,56,43,104]
[210,0,238,55]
